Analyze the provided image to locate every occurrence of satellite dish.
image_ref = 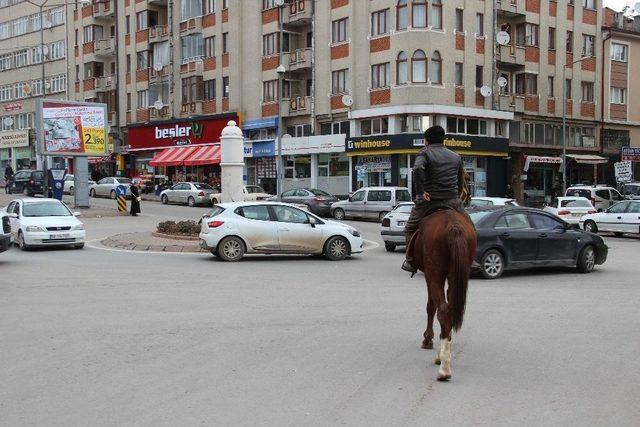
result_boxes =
[497,76,508,88]
[282,133,292,139]
[153,62,163,71]
[496,31,511,46]
[480,85,492,97]
[274,0,285,6]
[341,94,354,107]
[3,117,14,127]
[153,100,164,110]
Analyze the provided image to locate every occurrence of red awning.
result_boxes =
[183,144,221,166]
[149,146,198,167]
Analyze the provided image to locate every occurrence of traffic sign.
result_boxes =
[116,185,127,197]
[614,161,633,183]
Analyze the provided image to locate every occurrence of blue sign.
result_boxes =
[252,140,275,157]
[48,169,66,201]
[116,185,127,197]
[622,147,640,162]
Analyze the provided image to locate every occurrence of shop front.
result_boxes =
[346,133,509,196]
[243,140,277,194]
[0,130,32,180]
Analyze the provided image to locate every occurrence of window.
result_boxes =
[222,0,227,8]
[205,36,215,57]
[607,201,628,213]
[549,27,556,50]
[367,190,392,202]
[360,118,388,135]
[50,40,65,60]
[548,76,554,97]
[14,50,27,67]
[273,205,309,224]
[263,79,278,102]
[371,62,390,88]
[136,51,148,70]
[262,33,278,56]
[446,117,487,135]
[455,62,463,86]
[137,90,148,108]
[222,76,229,98]
[610,87,626,104]
[397,0,408,30]
[515,73,537,95]
[566,31,573,53]
[222,32,228,53]
[530,213,564,230]
[136,11,147,31]
[412,0,427,28]
[203,79,216,100]
[581,82,594,102]
[582,0,595,9]
[371,9,389,36]
[204,0,215,14]
[455,9,463,32]
[351,190,366,202]
[49,74,66,93]
[331,69,348,94]
[475,13,484,36]
[332,18,348,43]
[494,213,531,229]
[565,78,572,99]
[431,0,442,29]
[181,34,204,62]
[475,66,483,88]
[125,15,130,34]
[126,93,131,110]
[411,50,427,83]
[517,23,539,46]
[397,52,408,85]
[237,205,271,221]
[0,54,12,71]
[430,51,442,84]
[182,76,202,102]
[181,0,202,20]
[126,54,131,73]
[582,34,594,57]
[611,43,628,62]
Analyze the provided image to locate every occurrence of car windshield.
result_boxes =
[309,189,331,196]
[623,185,640,196]
[560,199,591,208]
[23,202,71,217]
[469,210,492,224]
[194,183,214,190]
[117,178,132,184]
[246,186,265,193]
[394,204,414,213]
[566,189,590,198]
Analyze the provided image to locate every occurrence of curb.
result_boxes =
[101,233,205,253]
[151,231,199,241]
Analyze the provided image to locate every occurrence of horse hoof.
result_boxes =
[437,373,451,381]
[421,340,433,349]
[434,357,441,365]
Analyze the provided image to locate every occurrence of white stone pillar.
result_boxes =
[310,153,318,189]
[220,120,245,203]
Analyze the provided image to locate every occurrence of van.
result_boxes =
[565,185,624,212]
[330,186,412,222]
[621,182,640,200]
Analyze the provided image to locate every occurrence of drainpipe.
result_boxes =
[600,29,612,184]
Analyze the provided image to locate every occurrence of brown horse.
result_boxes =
[410,209,477,381]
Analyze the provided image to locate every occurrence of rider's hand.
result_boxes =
[423,192,431,202]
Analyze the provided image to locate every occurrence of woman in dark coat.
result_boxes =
[130,181,141,216]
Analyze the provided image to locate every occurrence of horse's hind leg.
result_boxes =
[421,298,436,349]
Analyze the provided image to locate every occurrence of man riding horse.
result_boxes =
[402,125,471,275]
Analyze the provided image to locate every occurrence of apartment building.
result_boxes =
[0,0,68,177]
[601,7,640,181]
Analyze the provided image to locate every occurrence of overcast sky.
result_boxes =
[605,0,639,11]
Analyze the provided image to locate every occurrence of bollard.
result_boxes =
[115,184,127,213]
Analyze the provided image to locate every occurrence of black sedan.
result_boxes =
[470,206,608,279]
[270,188,339,216]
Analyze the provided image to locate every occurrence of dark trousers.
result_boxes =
[403,198,468,245]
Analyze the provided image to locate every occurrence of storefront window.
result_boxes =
[397,154,409,187]
[355,155,392,188]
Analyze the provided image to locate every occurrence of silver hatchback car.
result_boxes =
[330,186,412,222]
[160,182,218,207]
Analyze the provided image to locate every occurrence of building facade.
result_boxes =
[0,0,68,179]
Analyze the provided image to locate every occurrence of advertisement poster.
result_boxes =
[38,100,108,156]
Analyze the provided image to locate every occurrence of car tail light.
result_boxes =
[314,197,327,201]
[587,210,596,214]
[557,210,571,215]
[198,191,205,197]
[207,220,224,228]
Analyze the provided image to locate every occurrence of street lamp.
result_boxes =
[562,55,591,193]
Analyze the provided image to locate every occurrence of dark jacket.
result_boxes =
[412,144,464,201]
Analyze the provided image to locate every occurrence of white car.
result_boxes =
[580,200,640,236]
[199,202,364,261]
[565,185,624,212]
[380,202,414,252]
[209,185,273,204]
[3,198,85,250]
[64,175,96,195]
[90,177,133,199]
[469,197,519,207]
[543,197,596,224]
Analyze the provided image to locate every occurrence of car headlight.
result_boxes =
[348,229,361,237]
[72,224,85,231]
[25,225,47,232]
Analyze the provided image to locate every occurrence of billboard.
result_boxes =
[36,99,108,156]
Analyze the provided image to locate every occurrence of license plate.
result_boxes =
[397,221,407,226]
[572,213,582,217]
[50,233,70,239]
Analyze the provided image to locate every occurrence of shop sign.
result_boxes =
[127,114,238,150]
[0,130,29,149]
[355,155,391,172]
[253,140,275,157]
[523,155,563,172]
[244,141,253,158]
[347,133,509,155]
[3,102,22,112]
[282,134,345,155]
[621,147,640,162]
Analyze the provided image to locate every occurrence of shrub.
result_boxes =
[156,220,200,236]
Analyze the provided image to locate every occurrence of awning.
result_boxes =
[565,154,609,164]
[149,146,198,167]
[183,144,221,166]
[523,155,563,172]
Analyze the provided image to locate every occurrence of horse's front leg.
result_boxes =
[421,298,436,349]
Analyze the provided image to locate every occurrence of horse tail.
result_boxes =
[447,221,470,332]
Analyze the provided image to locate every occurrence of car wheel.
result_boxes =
[325,236,349,261]
[73,243,84,249]
[210,249,219,257]
[211,198,218,206]
[384,241,396,252]
[188,196,196,207]
[17,231,30,251]
[333,208,345,221]
[23,187,30,197]
[480,249,504,279]
[110,190,116,200]
[577,245,595,273]
[584,220,598,233]
[89,188,96,197]
[217,236,245,262]
[161,195,168,204]
[614,232,624,237]
[379,211,389,222]
[69,186,75,195]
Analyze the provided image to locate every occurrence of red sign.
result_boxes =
[3,102,22,112]
[127,114,238,151]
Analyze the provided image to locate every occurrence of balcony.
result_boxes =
[149,65,171,83]
[148,25,170,44]
[150,105,171,121]
[179,17,203,34]
[282,96,311,117]
[94,38,116,57]
[148,0,168,5]
[498,94,526,112]
[95,75,117,92]
[180,59,204,77]
[496,44,525,68]
[283,0,312,26]
[495,0,526,16]
[180,101,203,116]
[93,0,115,20]
[287,48,312,72]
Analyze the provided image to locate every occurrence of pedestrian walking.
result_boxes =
[130,181,141,216]
[4,165,14,193]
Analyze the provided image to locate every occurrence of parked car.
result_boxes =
[380,202,414,251]
[565,185,624,212]
[199,202,364,261]
[160,182,218,207]
[269,188,339,216]
[6,170,45,196]
[209,185,273,205]
[580,200,640,236]
[470,206,607,279]
[470,197,519,207]
[331,186,412,222]
[0,209,11,253]
[63,175,96,195]
[542,197,596,224]
[621,182,640,200]
[3,198,85,250]
[89,177,133,199]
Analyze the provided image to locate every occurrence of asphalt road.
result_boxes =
[1,194,639,426]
